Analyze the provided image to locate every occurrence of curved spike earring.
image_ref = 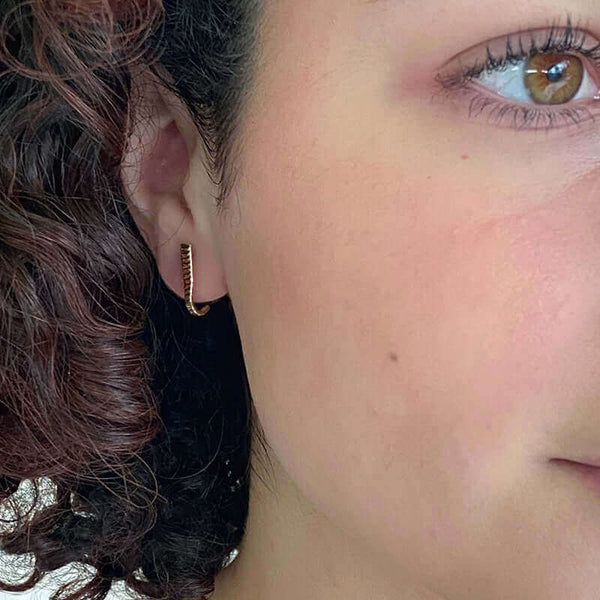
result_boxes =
[180,243,211,316]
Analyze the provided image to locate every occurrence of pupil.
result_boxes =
[546,61,567,83]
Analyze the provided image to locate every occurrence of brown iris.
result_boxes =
[524,52,584,105]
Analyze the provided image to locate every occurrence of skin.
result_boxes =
[121,0,600,598]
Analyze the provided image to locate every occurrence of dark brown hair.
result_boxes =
[0,1,269,599]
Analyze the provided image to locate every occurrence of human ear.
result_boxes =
[120,67,228,305]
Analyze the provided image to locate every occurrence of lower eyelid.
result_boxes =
[431,82,600,133]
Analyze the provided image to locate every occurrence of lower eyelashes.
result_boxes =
[434,82,600,132]
[432,15,600,132]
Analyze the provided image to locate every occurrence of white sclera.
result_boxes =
[475,57,600,103]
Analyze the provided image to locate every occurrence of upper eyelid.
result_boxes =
[437,24,600,74]
[444,26,600,88]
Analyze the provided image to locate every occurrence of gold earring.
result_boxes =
[180,243,210,316]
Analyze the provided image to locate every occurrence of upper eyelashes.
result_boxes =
[433,15,600,131]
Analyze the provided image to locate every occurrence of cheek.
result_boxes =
[222,146,600,581]
[366,167,600,475]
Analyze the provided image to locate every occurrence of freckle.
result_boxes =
[389,352,398,362]
[461,154,469,160]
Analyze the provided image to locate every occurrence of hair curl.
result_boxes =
[0,0,270,599]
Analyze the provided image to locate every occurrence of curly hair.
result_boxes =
[0,1,270,599]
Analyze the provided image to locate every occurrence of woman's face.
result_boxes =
[205,0,600,597]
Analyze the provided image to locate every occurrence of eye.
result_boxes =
[434,18,600,131]
[476,51,597,106]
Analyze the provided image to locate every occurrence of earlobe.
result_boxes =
[120,69,228,305]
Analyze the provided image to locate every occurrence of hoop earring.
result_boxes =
[180,243,210,316]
